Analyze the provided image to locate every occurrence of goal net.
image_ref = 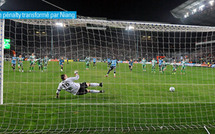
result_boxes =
[1,18,215,133]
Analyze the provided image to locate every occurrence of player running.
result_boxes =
[142,58,146,71]
[181,59,186,74]
[29,53,36,72]
[37,58,44,72]
[85,57,90,70]
[11,54,17,71]
[93,57,96,67]
[159,58,163,72]
[151,58,156,73]
[17,55,24,72]
[106,57,118,77]
[56,71,104,98]
[161,61,167,74]
[129,59,134,72]
[43,56,49,70]
[172,60,177,75]
[59,57,64,72]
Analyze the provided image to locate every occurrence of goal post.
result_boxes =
[1,18,215,132]
[0,19,4,105]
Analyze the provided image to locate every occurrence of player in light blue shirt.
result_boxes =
[159,58,163,72]
[93,57,96,67]
[11,54,17,71]
[59,57,64,72]
[129,59,134,72]
[106,57,118,77]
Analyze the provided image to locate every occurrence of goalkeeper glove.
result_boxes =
[74,70,78,75]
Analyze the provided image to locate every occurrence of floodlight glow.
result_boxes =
[55,22,64,27]
[199,5,205,11]
[209,0,214,6]
[192,8,197,14]
[126,25,135,30]
[184,13,189,18]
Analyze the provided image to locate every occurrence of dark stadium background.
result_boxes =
[1,0,186,24]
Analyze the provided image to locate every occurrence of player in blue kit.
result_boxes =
[129,59,134,72]
[106,57,118,77]
[93,57,96,67]
[59,57,64,72]
[159,58,163,72]
[11,54,17,71]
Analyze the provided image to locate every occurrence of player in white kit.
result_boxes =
[56,71,104,98]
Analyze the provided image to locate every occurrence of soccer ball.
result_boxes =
[169,87,175,92]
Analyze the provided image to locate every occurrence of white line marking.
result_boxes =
[204,126,210,134]
[3,82,215,86]
[3,102,215,105]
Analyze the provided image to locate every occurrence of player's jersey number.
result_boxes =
[62,83,72,91]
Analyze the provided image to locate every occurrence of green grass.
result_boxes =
[1,61,215,133]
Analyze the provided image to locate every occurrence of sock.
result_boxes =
[89,90,100,93]
[107,70,111,74]
[32,67,34,70]
[90,83,99,87]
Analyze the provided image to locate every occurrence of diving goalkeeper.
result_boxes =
[56,71,104,98]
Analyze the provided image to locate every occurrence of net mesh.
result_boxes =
[0,18,215,133]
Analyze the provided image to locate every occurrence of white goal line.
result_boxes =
[4,82,215,86]
[3,102,215,105]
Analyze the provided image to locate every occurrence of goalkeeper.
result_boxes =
[56,71,104,98]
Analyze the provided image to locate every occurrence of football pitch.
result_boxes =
[1,61,215,133]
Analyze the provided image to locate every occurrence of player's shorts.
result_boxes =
[44,63,48,66]
[59,63,63,66]
[172,67,176,71]
[109,66,116,71]
[129,65,132,68]
[30,62,35,66]
[11,63,16,66]
[182,66,185,69]
[18,63,23,67]
[93,62,96,64]
[86,63,89,67]
[142,65,145,68]
[152,65,155,69]
[76,82,88,95]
